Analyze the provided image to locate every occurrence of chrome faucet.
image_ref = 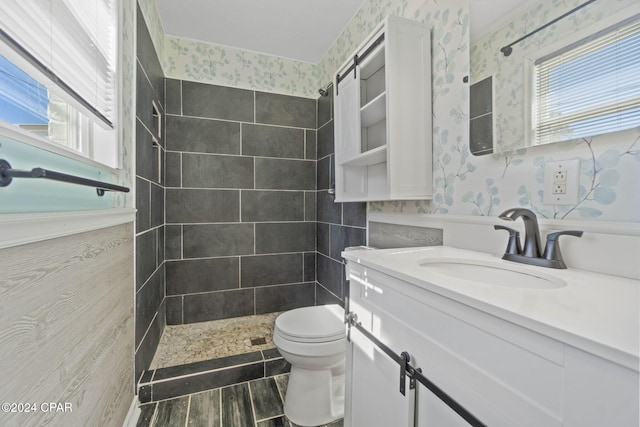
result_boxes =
[495,208,583,269]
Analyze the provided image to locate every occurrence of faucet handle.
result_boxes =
[494,225,522,255]
[543,230,584,268]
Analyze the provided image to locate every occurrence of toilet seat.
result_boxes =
[275,304,345,343]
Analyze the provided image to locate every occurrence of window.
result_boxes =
[532,17,640,145]
[0,0,118,168]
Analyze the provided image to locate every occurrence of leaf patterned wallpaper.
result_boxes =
[136,0,639,222]
[458,0,640,222]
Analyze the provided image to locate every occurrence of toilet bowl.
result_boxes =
[273,304,346,427]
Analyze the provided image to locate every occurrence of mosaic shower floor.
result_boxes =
[150,312,282,369]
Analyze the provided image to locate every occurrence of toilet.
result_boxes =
[273,304,346,426]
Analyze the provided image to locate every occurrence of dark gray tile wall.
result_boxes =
[315,88,367,305]
[165,78,317,324]
[135,5,166,385]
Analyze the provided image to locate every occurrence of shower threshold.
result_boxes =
[139,312,290,403]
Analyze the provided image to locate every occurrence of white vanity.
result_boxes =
[342,246,639,426]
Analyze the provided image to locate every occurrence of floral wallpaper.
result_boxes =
[162,36,319,98]
[367,0,640,223]
[137,0,165,65]
[135,0,639,222]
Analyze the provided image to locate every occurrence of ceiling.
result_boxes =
[470,0,541,43]
[155,0,541,64]
[155,0,367,64]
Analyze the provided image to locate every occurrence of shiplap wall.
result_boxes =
[0,223,134,427]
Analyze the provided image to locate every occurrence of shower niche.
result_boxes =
[333,15,433,202]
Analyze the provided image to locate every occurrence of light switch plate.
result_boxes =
[543,159,580,205]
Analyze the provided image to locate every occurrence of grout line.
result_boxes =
[149,402,159,427]
[253,157,257,190]
[247,381,259,427]
[257,411,290,423]
[274,375,287,403]
[303,190,306,220]
[303,128,307,159]
[165,251,311,263]
[184,395,191,427]
[134,310,160,354]
[178,152,182,188]
[166,280,314,298]
[180,225,184,260]
[149,359,266,385]
[219,387,223,427]
[165,148,315,162]
[164,111,314,131]
[180,295,184,325]
[302,253,306,285]
[179,80,183,116]
[165,220,315,226]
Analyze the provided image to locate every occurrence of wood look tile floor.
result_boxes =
[137,374,343,427]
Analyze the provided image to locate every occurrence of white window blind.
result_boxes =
[533,17,640,145]
[0,0,117,128]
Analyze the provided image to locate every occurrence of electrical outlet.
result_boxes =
[552,184,566,194]
[543,159,580,205]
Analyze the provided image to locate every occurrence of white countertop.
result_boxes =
[342,246,640,371]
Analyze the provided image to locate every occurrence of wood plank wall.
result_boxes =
[0,223,134,427]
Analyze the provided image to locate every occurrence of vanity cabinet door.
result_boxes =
[345,330,415,427]
[563,346,639,427]
[415,389,473,427]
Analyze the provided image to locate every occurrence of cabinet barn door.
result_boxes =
[334,70,367,200]
[345,327,415,427]
[334,71,361,164]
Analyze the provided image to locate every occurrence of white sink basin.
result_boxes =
[419,258,567,289]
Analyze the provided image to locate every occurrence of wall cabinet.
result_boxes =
[345,262,639,426]
[333,16,432,202]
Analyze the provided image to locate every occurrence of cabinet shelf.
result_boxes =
[361,92,386,128]
[339,145,387,167]
[360,44,385,80]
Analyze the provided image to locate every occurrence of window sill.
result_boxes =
[0,121,120,173]
[0,208,136,250]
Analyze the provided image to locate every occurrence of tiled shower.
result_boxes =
[163,80,317,324]
[134,4,366,399]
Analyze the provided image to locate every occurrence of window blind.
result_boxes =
[533,18,640,145]
[0,0,117,128]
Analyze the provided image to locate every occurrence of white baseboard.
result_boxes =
[122,397,140,427]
